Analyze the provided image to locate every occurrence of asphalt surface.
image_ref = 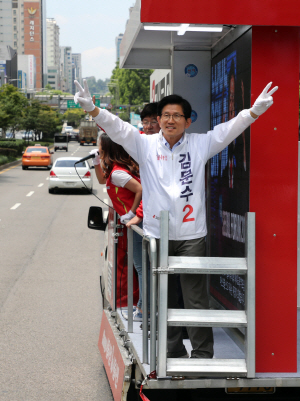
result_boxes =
[0,142,113,401]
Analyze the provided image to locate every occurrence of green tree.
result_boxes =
[109,63,153,117]
[22,100,62,139]
[62,109,86,128]
[0,84,28,137]
[86,76,110,95]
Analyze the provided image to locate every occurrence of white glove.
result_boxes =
[120,210,135,224]
[250,82,278,117]
[74,79,95,112]
[89,149,100,166]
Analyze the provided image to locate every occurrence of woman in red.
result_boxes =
[92,133,144,321]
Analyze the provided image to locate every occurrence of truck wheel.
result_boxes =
[48,188,54,194]
[22,165,27,170]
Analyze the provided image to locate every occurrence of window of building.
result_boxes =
[14,34,17,39]
[48,81,55,85]
[12,3,18,8]
[14,26,17,31]
[48,75,55,78]
[13,10,16,15]
[14,41,17,47]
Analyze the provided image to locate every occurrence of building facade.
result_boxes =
[60,45,72,93]
[71,53,82,94]
[115,33,123,62]
[23,0,47,88]
[46,18,60,89]
[0,1,13,49]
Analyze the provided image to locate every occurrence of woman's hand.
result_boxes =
[126,215,142,228]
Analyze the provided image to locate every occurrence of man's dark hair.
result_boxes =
[157,95,192,119]
[140,102,158,121]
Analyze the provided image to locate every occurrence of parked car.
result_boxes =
[22,144,53,170]
[6,132,14,139]
[22,131,35,141]
[48,157,93,194]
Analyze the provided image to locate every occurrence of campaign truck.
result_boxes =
[86,0,300,399]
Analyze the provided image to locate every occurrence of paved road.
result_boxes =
[0,142,113,401]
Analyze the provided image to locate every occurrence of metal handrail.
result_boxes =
[126,222,158,370]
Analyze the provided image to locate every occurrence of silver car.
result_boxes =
[48,157,93,194]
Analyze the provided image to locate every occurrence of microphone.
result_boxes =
[74,151,99,164]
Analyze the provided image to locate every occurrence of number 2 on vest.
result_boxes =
[183,205,195,222]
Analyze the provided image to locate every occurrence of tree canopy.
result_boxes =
[0,84,29,135]
[0,84,63,139]
[109,63,153,109]
[85,76,110,96]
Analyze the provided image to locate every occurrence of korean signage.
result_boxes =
[67,99,100,109]
[28,6,37,42]
[98,311,125,401]
[28,55,34,89]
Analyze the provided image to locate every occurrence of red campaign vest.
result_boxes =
[106,164,141,216]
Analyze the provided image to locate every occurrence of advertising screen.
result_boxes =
[209,29,251,310]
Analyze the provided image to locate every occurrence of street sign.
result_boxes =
[67,99,100,108]
[67,100,81,109]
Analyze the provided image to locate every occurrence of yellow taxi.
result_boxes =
[22,144,54,170]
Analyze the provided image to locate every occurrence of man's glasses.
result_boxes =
[161,113,185,122]
[142,120,159,126]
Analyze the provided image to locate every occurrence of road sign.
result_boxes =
[67,100,81,109]
[67,99,100,108]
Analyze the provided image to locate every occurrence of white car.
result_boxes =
[48,157,93,194]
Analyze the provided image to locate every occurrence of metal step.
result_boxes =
[167,358,247,377]
[168,256,247,274]
[167,309,247,328]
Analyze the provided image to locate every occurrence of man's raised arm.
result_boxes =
[205,82,278,160]
[74,79,145,163]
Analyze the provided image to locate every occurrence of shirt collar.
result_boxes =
[162,132,185,152]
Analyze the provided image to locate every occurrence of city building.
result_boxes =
[46,18,60,89]
[18,54,36,91]
[60,46,72,93]
[0,45,18,86]
[0,1,13,49]
[115,33,123,62]
[72,53,82,93]
[23,0,47,88]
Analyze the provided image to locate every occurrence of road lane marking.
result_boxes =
[38,183,44,187]
[46,177,49,180]
[11,203,21,210]
[26,191,34,197]
[0,162,22,174]
[103,187,107,193]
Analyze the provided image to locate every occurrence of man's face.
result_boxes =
[157,104,191,143]
[141,114,160,135]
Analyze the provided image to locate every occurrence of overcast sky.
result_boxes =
[46,0,135,81]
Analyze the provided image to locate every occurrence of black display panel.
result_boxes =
[209,29,251,310]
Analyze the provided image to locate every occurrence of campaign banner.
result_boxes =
[209,30,252,310]
[98,311,125,401]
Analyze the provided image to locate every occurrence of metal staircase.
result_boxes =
[156,211,256,379]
